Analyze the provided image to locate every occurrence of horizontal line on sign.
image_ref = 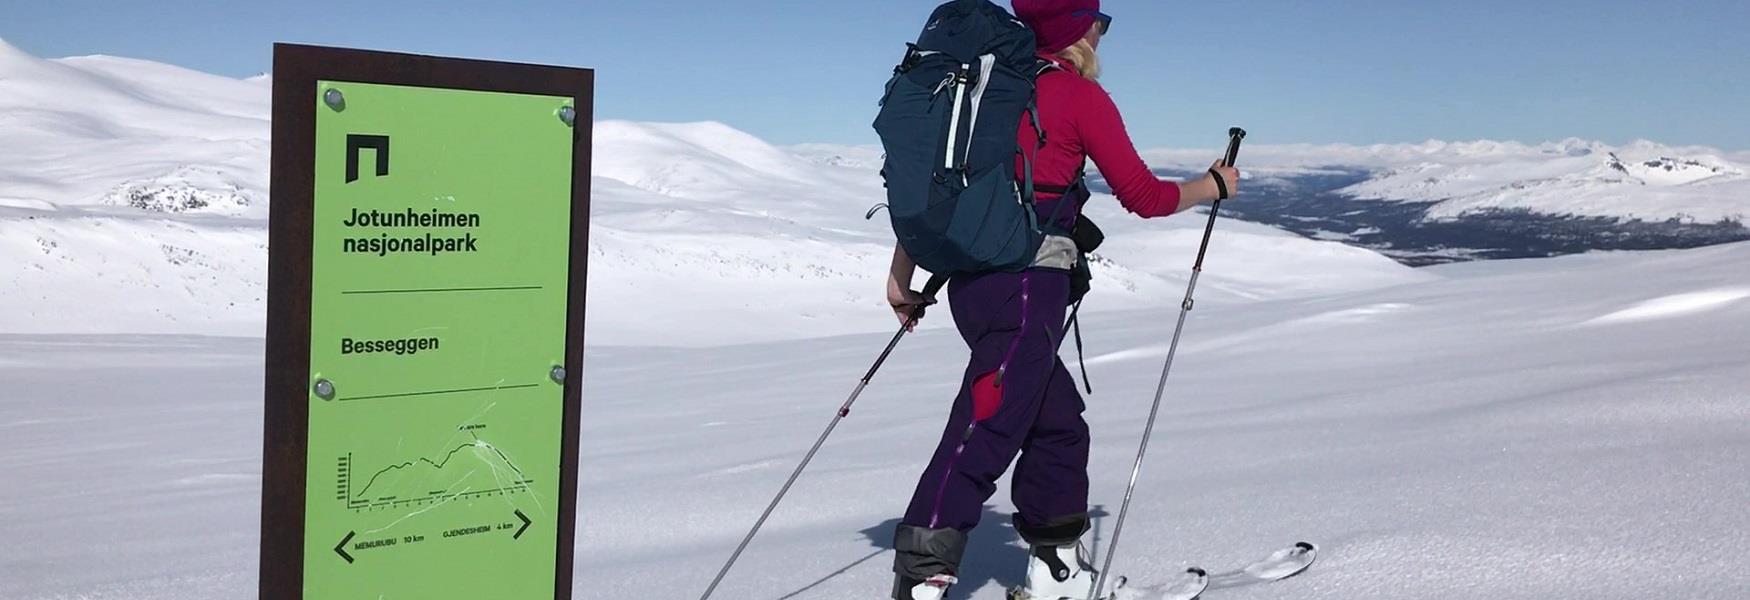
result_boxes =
[341,286,545,295]
[341,383,543,402]
[351,484,534,510]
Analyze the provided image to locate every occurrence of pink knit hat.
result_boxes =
[1012,0,1103,53]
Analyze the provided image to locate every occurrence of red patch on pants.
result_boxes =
[972,371,1002,422]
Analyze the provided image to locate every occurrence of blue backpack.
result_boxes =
[874,0,1060,277]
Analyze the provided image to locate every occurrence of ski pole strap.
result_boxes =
[1207,168,1229,200]
[921,272,949,299]
[907,272,950,318]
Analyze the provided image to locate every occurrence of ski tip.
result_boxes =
[1295,541,1318,553]
[1186,566,1208,577]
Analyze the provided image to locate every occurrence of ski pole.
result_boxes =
[700,273,949,600]
[1091,127,1246,600]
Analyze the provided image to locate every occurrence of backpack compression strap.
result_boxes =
[1033,166,1088,197]
[1019,99,1045,234]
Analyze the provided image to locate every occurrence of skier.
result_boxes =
[883,1,1241,599]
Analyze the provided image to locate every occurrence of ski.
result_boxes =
[1102,566,1208,600]
[1098,542,1317,600]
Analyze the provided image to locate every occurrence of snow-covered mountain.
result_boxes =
[5,38,1750,600]
[1334,141,1747,223]
[796,137,1750,265]
[1122,140,1750,265]
[1136,139,1750,223]
[790,138,1750,226]
[4,38,1743,340]
[0,39,269,216]
[0,38,271,335]
[0,39,1422,344]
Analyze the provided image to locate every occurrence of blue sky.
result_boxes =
[5,0,1747,149]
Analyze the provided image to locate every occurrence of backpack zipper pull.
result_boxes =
[932,72,955,97]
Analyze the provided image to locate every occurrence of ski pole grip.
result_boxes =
[1223,127,1247,167]
[906,273,951,322]
[920,273,949,300]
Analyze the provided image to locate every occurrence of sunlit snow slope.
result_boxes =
[3,242,1746,599]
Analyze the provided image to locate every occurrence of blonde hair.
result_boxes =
[1055,31,1102,80]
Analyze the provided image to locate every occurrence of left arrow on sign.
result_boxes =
[335,530,356,564]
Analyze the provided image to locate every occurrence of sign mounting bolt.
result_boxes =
[550,365,566,383]
[324,88,345,111]
[313,378,336,400]
[558,105,576,127]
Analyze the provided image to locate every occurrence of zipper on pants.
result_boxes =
[995,273,1033,386]
[928,423,977,528]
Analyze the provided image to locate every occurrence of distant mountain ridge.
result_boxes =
[1128,138,1749,265]
[0,40,1423,342]
[793,136,1750,265]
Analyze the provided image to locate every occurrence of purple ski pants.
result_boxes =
[901,268,1090,538]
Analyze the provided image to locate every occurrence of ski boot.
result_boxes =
[895,573,958,600]
[893,524,966,600]
[1008,541,1098,600]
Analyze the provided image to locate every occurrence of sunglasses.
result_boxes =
[1074,10,1114,35]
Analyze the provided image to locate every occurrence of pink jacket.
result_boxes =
[1017,54,1182,225]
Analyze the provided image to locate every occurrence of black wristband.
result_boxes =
[1208,168,1229,200]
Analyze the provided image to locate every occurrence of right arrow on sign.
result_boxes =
[514,509,532,540]
[335,530,356,564]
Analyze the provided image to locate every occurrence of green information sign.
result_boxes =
[262,45,592,600]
